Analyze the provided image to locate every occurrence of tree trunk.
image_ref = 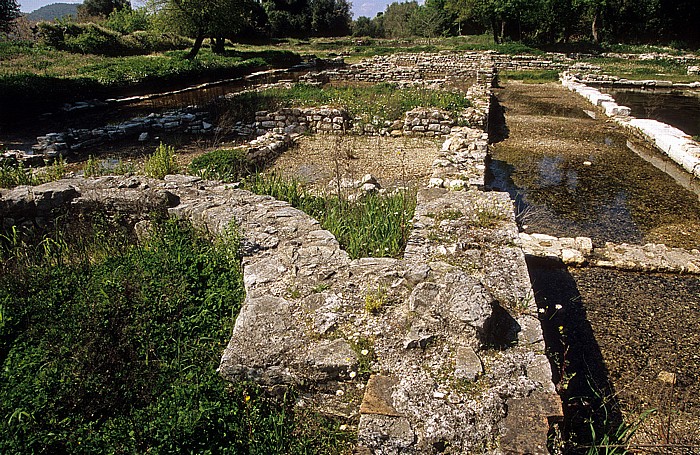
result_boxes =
[186,29,205,60]
[491,18,500,44]
[591,13,600,44]
[500,20,506,43]
[212,36,225,54]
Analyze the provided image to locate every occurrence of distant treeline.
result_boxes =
[355,0,700,48]
[3,0,699,52]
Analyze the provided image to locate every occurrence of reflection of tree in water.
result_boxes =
[608,89,700,137]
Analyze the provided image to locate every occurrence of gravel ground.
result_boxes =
[266,134,441,191]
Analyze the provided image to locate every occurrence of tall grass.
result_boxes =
[244,173,415,258]
[219,82,472,125]
[0,215,353,453]
[0,157,66,189]
[144,142,179,179]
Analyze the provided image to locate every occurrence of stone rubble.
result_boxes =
[520,232,700,274]
[0,52,574,454]
[28,107,214,157]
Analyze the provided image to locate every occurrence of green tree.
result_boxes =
[0,0,20,35]
[79,0,131,18]
[382,1,419,38]
[311,0,351,36]
[353,15,384,37]
[154,0,256,58]
[263,0,311,38]
[408,3,449,43]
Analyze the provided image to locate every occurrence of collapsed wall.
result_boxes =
[0,52,564,454]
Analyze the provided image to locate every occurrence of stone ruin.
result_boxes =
[0,52,568,454]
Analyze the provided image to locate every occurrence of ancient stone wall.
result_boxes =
[520,232,700,274]
[30,108,213,158]
[0,52,568,454]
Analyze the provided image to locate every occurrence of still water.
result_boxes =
[603,88,700,137]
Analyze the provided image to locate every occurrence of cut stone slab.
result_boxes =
[360,375,402,417]
[454,346,483,381]
[501,392,563,455]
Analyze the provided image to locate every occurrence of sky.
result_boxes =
[19,0,392,19]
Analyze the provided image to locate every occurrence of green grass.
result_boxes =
[232,35,541,62]
[0,42,300,118]
[583,57,699,82]
[243,173,415,258]
[188,147,253,181]
[219,82,471,126]
[499,69,561,84]
[0,215,353,454]
[0,157,67,189]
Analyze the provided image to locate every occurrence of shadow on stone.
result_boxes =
[488,93,509,144]
[482,302,520,349]
[526,256,624,452]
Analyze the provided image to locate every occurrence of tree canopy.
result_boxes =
[79,0,131,18]
[0,0,20,35]
[351,0,699,48]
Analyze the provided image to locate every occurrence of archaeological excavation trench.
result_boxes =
[2,51,700,453]
[490,80,700,447]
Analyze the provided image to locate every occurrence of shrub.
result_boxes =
[188,148,253,182]
[144,142,179,179]
[35,21,190,56]
[104,7,150,34]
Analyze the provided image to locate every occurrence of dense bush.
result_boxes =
[0,216,353,453]
[104,7,150,34]
[36,21,191,55]
[189,148,253,182]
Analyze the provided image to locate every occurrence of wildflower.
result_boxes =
[538,308,545,314]
[336,389,344,396]
[554,304,562,310]
[349,371,357,379]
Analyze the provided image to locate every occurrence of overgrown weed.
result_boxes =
[144,142,179,179]
[243,172,416,259]
[0,215,354,453]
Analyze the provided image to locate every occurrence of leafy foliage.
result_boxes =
[0,216,354,453]
[188,148,254,182]
[144,142,179,179]
[79,0,129,18]
[0,0,20,35]
[244,173,416,258]
[36,21,190,55]
[0,157,66,189]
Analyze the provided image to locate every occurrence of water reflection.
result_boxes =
[603,88,700,137]
[489,86,700,249]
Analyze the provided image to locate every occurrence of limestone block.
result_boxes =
[454,346,483,381]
